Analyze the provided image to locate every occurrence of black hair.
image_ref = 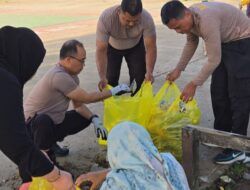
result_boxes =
[161,1,187,25]
[60,39,83,60]
[121,0,142,16]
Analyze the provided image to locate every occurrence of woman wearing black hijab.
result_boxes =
[0,26,75,190]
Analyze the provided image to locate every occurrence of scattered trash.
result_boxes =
[220,175,232,183]
[204,162,249,190]
[219,186,224,190]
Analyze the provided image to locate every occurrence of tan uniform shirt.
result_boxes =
[24,64,79,124]
[96,5,156,50]
[177,2,250,85]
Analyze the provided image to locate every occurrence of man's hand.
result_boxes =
[145,72,154,83]
[166,68,182,82]
[110,84,130,96]
[180,81,197,102]
[91,116,108,140]
[98,78,108,91]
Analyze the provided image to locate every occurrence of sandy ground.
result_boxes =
[0,0,249,189]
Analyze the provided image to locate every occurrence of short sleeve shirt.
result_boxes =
[96,5,156,50]
[24,64,79,124]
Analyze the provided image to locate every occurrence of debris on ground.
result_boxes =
[204,162,250,190]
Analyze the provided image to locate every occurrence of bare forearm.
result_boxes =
[96,49,108,79]
[146,46,157,74]
[67,87,112,104]
[89,168,111,183]
[97,169,110,181]
[75,104,93,120]
[83,90,111,104]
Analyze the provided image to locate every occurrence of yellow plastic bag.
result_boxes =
[241,0,250,6]
[29,177,81,190]
[99,82,153,145]
[101,81,201,161]
[146,81,201,160]
[29,177,54,190]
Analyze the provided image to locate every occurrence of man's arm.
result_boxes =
[96,12,110,90]
[176,33,199,71]
[180,20,222,102]
[67,87,111,104]
[67,84,131,104]
[144,35,157,82]
[96,40,108,89]
[72,100,93,120]
[167,33,199,82]
[72,97,109,140]
[192,21,221,86]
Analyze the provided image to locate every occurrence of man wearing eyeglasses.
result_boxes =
[96,0,157,94]
[22,39,130,183]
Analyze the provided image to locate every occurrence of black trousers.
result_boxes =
[211,38,250,136]
[0,68,53,183]
[107,38,146,93]
[27,110,91,150]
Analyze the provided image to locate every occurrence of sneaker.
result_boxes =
[243,153,250,163]
[51,143,69,157]
[213,149,246,164]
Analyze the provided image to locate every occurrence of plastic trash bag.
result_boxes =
[101,81,201,160]
[241,0,250,6]
[99,82,153,145]
[147,81,201,160]
[29,177,81,190]
[29,177,54,190]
